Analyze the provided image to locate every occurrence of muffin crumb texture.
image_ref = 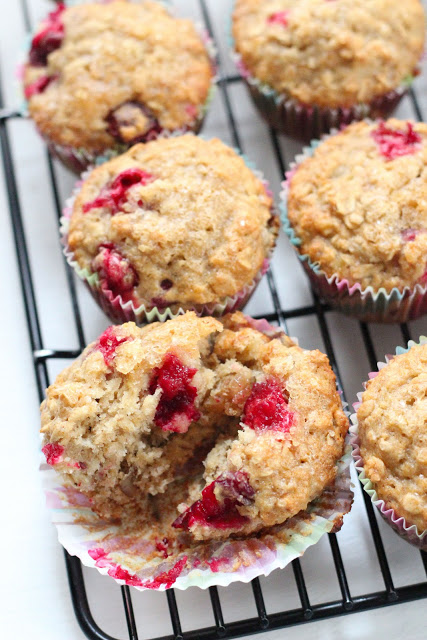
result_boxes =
[68,135,277,311]
[357,344,427,534]
[23,1,213,151]
[232,0,425,108]
[40,312,348,541]
[287,119,427,292]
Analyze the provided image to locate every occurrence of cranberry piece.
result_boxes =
[185,104,198,120]
[29,27,64,66]
[42,442,64,465]
[242,379,293,434]
[155,538,170,559]
[402,229,418,242]
[149,353,200,433]
[106,101,162,144]
[401,228,426,242]
[173,472,254,531]
[97,326,130,367]
[151,296,171,310]
[160,279,173,291]
[83,168,155,214]
[267,10,289,26]
[29,3,65,67]
[219,471,255,506]
[371,122,421,161]
[24,74,58,99]
[92,245,138,301]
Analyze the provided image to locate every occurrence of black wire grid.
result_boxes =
[2,1,427,639]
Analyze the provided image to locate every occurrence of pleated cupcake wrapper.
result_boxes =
[41,429,352,592]
[279,129,427,323]
[18,3,218,174]
[60,142,278,324]
[228,5,414,142]
[350,337,427,550]
[40,314,351,591]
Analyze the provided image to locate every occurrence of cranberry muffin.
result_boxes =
[284,119,427,321]
[23,1,214,171]
[64,134,278,322]
[355,343,427,545]
[232,0,425,140]
[40,312,348,540]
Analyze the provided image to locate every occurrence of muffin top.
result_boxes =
[357,343,427,534]
[23,1,213,152]
[232,0,425,108]
[40,312,348,539]
[67,134,277,309]
[287,119,427,292]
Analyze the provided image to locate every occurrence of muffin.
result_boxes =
[231,0,425,141]
[22,1,215,173]
[352,340,427,549]
[62,134,278,324]
[283,118,427,322]
[40,311,348,541]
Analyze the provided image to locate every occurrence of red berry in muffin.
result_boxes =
[40,312,347,538]
[92,245,138,301]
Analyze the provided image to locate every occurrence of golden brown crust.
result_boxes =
[68,135,277,307]
[357,344,427,533]
[40,312,348,539]
[24,1,213,152]
[232,0,425,108]
[287,119,427,292]
[40,314,222,519]
[195,317,348,539]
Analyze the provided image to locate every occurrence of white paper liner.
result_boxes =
[60,137,279,324]
[280,125,427,323]
[350,338,427,550]
[40,315,352,590]
[41,435,352,591]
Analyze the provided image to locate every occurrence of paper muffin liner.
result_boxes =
[350,338,427,550]
[42,446,352,591]
[18,4,217,174]
[280,131,427,323]
[41,312,352,592]
[228,6,416,142]
[60,144,278,324]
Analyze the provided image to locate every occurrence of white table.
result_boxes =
[0,1,426,639]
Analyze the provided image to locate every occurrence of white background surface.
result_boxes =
[0,0,426,638]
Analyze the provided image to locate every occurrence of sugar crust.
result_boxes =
[40,312,348,539]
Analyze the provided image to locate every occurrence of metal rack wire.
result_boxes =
[2,1,426,638]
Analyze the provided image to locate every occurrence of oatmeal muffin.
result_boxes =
[23,1,214,172]
[232,0,425,140]
[355,342,427,544]
[40,312,348,541]
[64,134,278,323]
[284,118,427,322]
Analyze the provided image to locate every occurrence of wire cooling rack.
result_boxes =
[2,1,427,638]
